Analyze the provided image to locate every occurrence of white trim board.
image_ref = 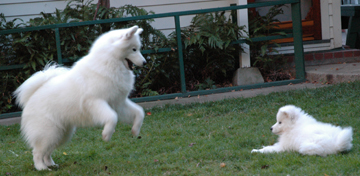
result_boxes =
[269,40,332,54]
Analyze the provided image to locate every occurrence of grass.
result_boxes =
[1,81,360,175]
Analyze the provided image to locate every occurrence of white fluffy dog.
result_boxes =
[251,105,353,156]
[14,26,146,170]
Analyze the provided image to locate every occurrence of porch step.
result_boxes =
[306,62,360,84]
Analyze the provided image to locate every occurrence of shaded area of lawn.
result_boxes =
[1,82,360,175]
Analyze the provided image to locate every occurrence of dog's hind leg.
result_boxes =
[87,99,118,141]
[43,146,57,167]
[43,126,75,167]
[34,142,59,170]
[32,147,49,170]
[299,142,325,156]
[23,117,64,170]
[33,139,59,170]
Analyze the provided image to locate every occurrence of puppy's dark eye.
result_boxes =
[279,122,282,124]
[133,48,136,51]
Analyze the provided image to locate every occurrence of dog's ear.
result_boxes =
[283,111,298,121]
[136,28,143,35]
[281,111,294,120]
[125,26,139,39]
[282,111,290,119]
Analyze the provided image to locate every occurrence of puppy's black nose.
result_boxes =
[270,127,273,131]
[143,61,147,65]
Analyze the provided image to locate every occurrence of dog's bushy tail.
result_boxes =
[335,127,353,152]
[14,63,69,108]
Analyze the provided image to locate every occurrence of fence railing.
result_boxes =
[0,0,305,119]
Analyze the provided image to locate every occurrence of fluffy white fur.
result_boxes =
[14,26,146,170]
[251,105,353,156]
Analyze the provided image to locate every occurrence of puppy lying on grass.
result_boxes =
[252,105,353,156]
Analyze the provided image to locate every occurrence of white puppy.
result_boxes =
[252,105,353,156]
[14,26,146,170]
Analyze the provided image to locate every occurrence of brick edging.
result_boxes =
[285,49,360,66]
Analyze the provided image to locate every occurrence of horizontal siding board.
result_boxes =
[1,1,68,17]
[0,0,64,5]
[111,0,225,8]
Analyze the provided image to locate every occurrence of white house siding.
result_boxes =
[0,0,239,35]
[1,0,69,22]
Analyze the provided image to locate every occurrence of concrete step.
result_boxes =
[306,62,360,84]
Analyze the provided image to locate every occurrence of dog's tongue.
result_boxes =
[126,59,133,71]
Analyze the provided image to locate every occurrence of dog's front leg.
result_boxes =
[86,99,118,141]
[252,143,283,153]
[119,98,144,137]
[127,100,144,136]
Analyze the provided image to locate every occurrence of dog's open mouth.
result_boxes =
[125,58,134,71]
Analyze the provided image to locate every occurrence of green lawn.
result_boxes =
[1,82,360,175]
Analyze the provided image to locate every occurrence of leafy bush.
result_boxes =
[248,5,291,81]
[132,11,246,96]
[181,11,244,87]
[0,15,27,113]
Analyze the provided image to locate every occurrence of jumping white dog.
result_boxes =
[252,105,353,156]
[14,26,146,170]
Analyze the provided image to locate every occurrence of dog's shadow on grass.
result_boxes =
[340,150,352,155]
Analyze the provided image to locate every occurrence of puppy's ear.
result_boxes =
[283,111,297,121]
[125,26,139,39]
[282,111,290,119]
[136,28,143,35]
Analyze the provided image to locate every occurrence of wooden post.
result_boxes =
[237,0,251,68]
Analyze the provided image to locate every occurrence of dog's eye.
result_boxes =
[279,122,282,124]
[133,48,136,52]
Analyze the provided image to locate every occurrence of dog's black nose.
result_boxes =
[143,61,147,65]
[270,127,273,131]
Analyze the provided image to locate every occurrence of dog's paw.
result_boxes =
[102,129,115,142]
[35,164,50,171]
[131,128,140,137]
[251,149,263,153]
[102,132,112,142]
[50,164,59,168]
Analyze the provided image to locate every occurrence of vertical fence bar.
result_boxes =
[291,1,305,79]
[54,28,63,64]
[174,15,187,93]
[230,4,237,24]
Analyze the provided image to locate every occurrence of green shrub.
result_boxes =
[248,5,291,81]
[0,15,27,113]
[139,11,245,95]
[181,11,245,88]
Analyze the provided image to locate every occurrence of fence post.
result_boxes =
[54,28,63,64]
[291,1,305,79]
[174,16,187,93]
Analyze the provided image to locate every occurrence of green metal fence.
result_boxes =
[0,0,305,119]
